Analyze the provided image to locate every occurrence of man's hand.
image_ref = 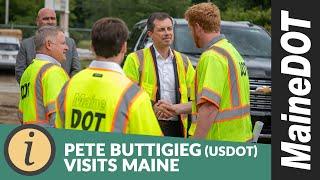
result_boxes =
[153,100,176,119]
[153,100,192,119]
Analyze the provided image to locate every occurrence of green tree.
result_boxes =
[72,0,190,29]
[222,6,271,32]
[1,0,271,39]
[0,0,43,24]
[190,0,271,31]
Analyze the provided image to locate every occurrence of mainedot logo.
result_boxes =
[4,124,56,176]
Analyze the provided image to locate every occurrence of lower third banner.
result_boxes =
[0,125,270,180]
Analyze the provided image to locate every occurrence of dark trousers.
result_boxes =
[158,120,184,137]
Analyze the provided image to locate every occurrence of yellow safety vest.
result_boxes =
[123,46,195,137]
[55,67,163,136]
[19,59,69,125]
[193,38,253,142]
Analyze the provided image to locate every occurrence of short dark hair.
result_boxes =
[146,12,173,32]
[91,17,129,58]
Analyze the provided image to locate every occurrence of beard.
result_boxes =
[193,32,201,48]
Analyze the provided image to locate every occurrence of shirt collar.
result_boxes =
[153,45,174,60]
[35,54,61,66]
[203,34,226,50]
[89,60,124,75]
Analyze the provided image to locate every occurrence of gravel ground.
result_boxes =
[0,69,20,125]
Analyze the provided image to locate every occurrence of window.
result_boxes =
[174,24,271,58]
[174,25,202,55]
[128,22,146,52]
[0,43,19,51]
[222,26,271,58]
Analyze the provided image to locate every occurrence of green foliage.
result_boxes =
[0,0,43,24]
[72,0,191,29]
[192,0,270,11]
[222,7,271,32]
[77,40,92,49]
[191,0,271,32]
[1,0,271,39]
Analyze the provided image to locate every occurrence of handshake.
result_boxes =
[153,100,179,120]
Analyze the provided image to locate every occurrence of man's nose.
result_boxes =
[164,28,172,35]
[48,18,56,25]
[164,29,169,34]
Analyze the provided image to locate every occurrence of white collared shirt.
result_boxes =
[89,60,125,75]
[36,54,61,66]
[153,46,178,121]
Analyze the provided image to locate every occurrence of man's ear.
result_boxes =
[147,30,153,37]
[45,39,52,50]
[194,23,202,34]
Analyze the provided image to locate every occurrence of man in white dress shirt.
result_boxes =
[123,12,195,137]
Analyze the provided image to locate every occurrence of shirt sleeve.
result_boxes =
[197,54,227,108]
[55,81,69,128]
[123,53,140,83]
[15,40,28,83]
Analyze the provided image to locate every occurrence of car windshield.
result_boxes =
[128,22,146,51]
[174,24,271,58]
[0,43,19,51]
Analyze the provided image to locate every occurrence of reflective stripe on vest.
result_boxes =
[179,53,191,98]
[47,102,56,127]
[215,105,250,122]
[46,101,55,114]
[210,46,240,107]
[112,83,141,133]
[136,49,189,85]
[192,114,197,122]
[194,95,249,123]
[56,81,70,128]
[197,88,221,107]
[176,51,189,73]
[35,63,54,120]
[149,46,162,102]
[196,46,249,123]
[135,49,144,85]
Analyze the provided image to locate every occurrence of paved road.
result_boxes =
[0,69,20,124]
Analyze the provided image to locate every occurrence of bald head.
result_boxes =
[36,8,57,28]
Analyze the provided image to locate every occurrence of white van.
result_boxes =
[0,35,20,69]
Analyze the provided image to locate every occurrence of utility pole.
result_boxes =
[5,0,9,24]
[59,0,69,37]
[45,0,69,37]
